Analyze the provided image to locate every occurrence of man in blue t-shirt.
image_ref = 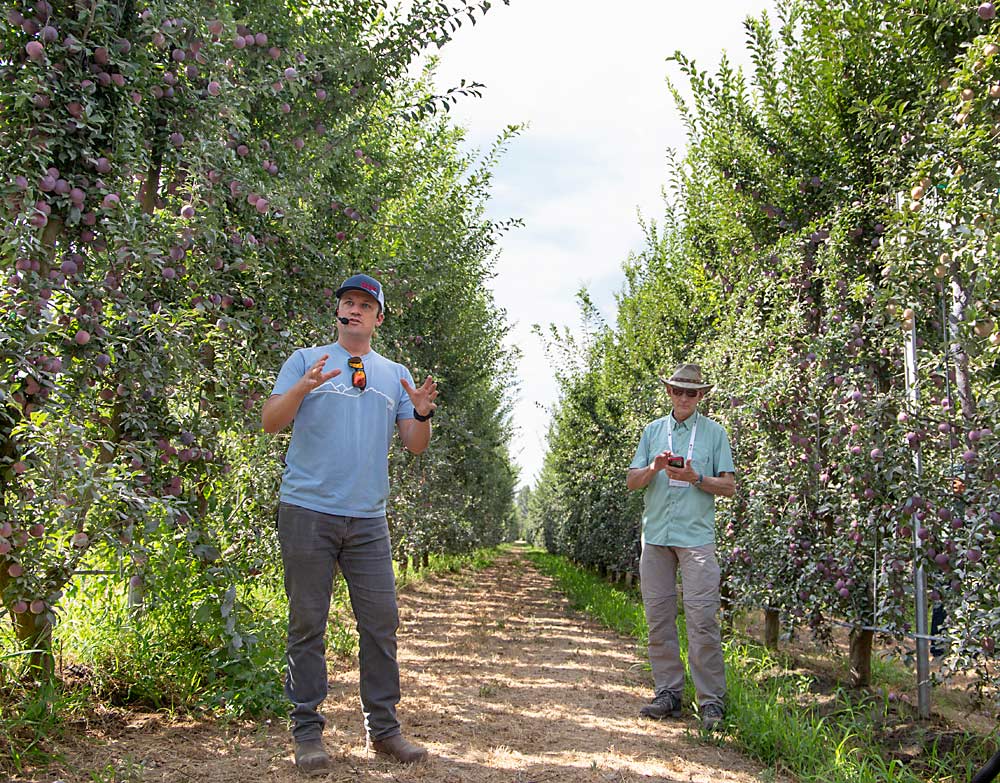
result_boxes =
[627,364,735,732]
[262,273,438,770]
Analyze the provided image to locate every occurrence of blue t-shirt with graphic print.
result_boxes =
[270,342,415,518]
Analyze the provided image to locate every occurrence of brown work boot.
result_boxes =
[369,733,429,764]
[294,738,331,773]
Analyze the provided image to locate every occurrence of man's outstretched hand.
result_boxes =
[299,354,341,392]
[401,375,438,418]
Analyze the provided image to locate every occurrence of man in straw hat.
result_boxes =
[626,363,735,731]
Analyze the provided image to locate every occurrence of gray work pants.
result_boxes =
[277,502,401,742]
[639,542,726,709]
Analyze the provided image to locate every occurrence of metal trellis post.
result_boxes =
[904,318,931,719]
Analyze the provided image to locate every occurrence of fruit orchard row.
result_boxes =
[0,0,516,693]
[528,0,1000,703]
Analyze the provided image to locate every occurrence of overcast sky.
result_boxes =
[424,1,778,488]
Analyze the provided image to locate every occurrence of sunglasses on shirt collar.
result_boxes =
[348,356,366,390]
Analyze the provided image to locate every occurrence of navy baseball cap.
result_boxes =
[335,273,384,311]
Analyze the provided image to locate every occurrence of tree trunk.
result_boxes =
[625,571,635,588]
[15,611,53,677]
[196,343,216,521]
[397,557,408,575]
[849,627,874,687]
[949,271,978,424]
[127,575,145,615]
[140,157,161,214]
[421,551,429,570]
[764,608,780,650]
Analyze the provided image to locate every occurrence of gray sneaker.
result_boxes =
[701,703,724,731]
[639,691,682,719]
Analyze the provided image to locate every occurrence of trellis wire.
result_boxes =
[722,595,946,643]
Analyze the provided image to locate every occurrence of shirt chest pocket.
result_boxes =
[689,441,715,476]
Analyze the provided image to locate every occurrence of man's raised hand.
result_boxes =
[400,375,438,417]
[301,354,341,392]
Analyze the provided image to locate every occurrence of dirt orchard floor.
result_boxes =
[25,548,789,783]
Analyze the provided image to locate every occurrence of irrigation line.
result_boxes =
[971,748,1000,783]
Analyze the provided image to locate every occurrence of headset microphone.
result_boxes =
[337,316,350,325]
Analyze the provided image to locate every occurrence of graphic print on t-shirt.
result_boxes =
[311,380,396,411]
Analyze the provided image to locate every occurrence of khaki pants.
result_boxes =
[639,542,725,709]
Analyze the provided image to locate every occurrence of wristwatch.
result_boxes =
[694,472,705,487]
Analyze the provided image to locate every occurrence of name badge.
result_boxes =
[669,478,690,488]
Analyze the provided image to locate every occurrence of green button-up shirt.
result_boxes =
[629,411,735,547]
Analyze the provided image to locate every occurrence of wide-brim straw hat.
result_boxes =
[659,363,714,391]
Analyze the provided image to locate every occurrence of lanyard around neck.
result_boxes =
[667,414,698,463]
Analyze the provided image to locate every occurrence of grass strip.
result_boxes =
[398,546,502,586]
[525,548,994,783]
